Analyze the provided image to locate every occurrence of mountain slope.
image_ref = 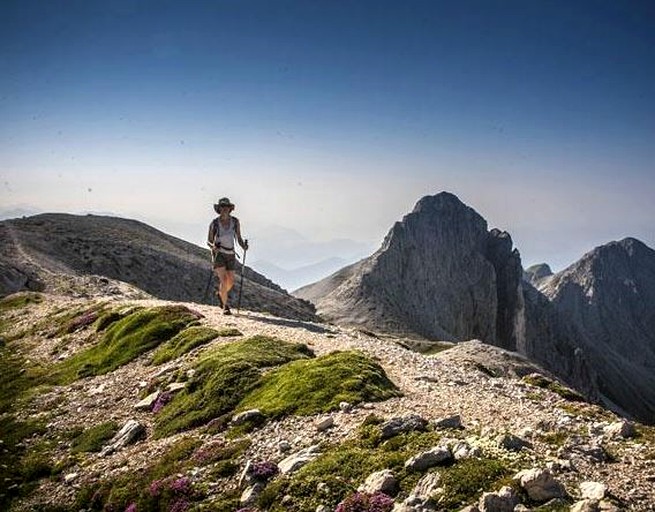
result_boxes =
[538,238,655,422]
[2,292,654,511]
[0,213,316,321]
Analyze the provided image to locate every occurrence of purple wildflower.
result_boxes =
[169,476,191,495]
[149,479,164,497]
[169,498,190,512]
[248,460,279,482]
[335,491,393,512]
[124,503,137,512]
[368,492,394,512]
[152,391,173,413]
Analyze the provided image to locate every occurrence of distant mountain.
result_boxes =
[523,263,553,285]
[252,256,353,292]
[538,238,655,421]
[296,192,655,422]
[247,224,372,270]
[0,213,317,321]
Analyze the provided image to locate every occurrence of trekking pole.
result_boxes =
[203,246,216,304]
[237,241,248,314]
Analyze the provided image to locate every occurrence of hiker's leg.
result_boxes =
[223,270,235,306]
[216,266,229,308]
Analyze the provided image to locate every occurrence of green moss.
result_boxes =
[154,335,313,437]
[52,305,202,383]
[151,326,223,364]
[69,421,119,453]
[238,350,401,418]
[0,292,44,312]
[0,415,49,509]
[522,374,585,402]
[430,458,510,510]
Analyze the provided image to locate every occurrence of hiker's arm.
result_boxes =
[207,221,216,251]
[235,219,248,250]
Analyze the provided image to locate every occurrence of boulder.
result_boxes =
[278,445,321,474]
[133,391,160,411]
[434,414,463,429]
[357,469,398,496]
[380,414,428,439]
[603,420,635,439]
[100,419,146,456]
[404,446,452,471]
[478,485,519,512]
[231,409,265,426]
[512,468,566,502]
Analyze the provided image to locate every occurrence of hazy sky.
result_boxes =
[2,0,654,272]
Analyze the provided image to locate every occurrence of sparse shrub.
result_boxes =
[431,458,509,509]
[69,421,119,453]
[522,373,585,402]
[249,461,279,483]
[0,292,43,312]
[152,391,173,413]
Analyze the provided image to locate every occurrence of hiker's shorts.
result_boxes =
[213,251,237,271]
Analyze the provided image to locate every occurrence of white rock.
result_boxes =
[315,416,334,432]
[64,472,78,484]
[580,481,608,500]
[478,485,518,512]
[167,382,186,393]
[603,420,635,439]
[357,469,398,495]
[279,445,321,474]
[513,468,566,502]
[339,401,353,412]
[405,446,452,471]
[133,391,160,411]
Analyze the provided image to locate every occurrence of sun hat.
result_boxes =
[214,197,235,213]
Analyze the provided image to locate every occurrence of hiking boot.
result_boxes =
[223,306,232,316]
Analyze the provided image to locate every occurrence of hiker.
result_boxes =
[207,197,248,315]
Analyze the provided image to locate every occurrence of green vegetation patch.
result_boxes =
[154,335,313,437]
[68,421,119,453]
[151,326,239,364]
[257,426,500,512]
[52,305,202,383]
[0,292,43,312]
[0,415,49,509]
[522,374,585,402]
[238,350,401,418]
[431,458,510,510]
[75,436,204,511]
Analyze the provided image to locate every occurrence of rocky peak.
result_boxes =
[298,192,525,348]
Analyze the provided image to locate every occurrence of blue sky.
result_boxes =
[2,0,654,274]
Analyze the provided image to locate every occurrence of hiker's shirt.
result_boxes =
[209,217,237,255]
